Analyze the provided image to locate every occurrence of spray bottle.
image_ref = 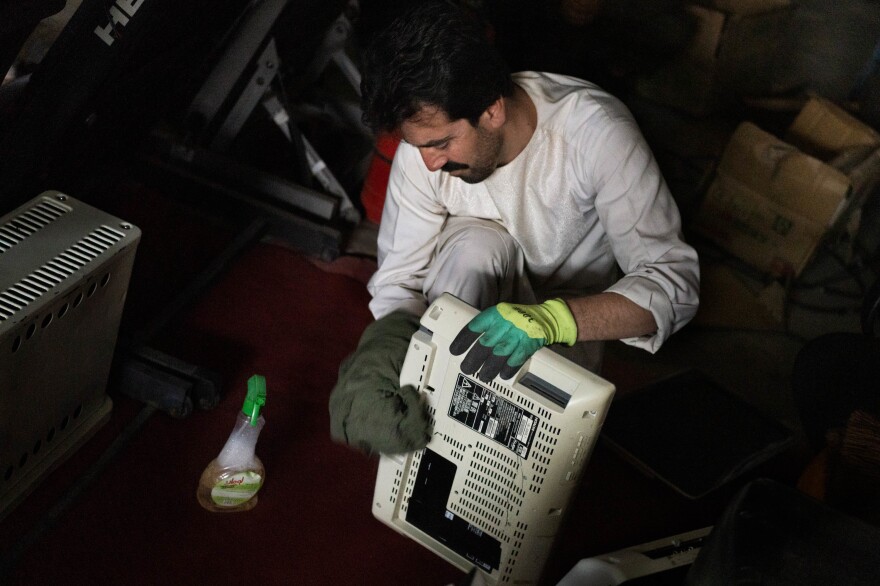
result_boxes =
[197,374,267,512]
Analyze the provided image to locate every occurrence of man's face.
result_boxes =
[400,106,503,184]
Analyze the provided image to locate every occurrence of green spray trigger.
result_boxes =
[242,374,267,426]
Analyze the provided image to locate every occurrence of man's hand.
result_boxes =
[329,311,432,455]
[449,299,577,382]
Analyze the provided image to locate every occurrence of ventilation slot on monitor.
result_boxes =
[399,450,424,516]
[444,435,467,462]
[2,401,85,487]
[0,226,127,322]
[516,393,536,413]
[416,351,429,388]
[0,199,70,254]
[529,423,562,494]
[388,468,404,504]
[501,524,530,582]
[488,378,515,402]
[452,441,525,533]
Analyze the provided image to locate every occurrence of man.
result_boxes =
[329,0,700,455]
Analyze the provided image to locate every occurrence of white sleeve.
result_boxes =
[586,117,700,352]
[367,144,448,319]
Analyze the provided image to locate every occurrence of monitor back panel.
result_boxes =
[373,293,615,585]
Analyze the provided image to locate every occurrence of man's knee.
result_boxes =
[436,219,519,273]
[424,218,527,309]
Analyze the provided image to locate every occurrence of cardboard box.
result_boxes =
[786,97,880,245]
[694,121,852,276]
[786,96,880,158]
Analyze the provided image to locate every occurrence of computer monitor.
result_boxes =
[373,293,616,585]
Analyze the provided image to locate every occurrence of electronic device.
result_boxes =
[556,526,712,585]
[601,369,793,499]
[372,293,616,585]
[0,191,141,520]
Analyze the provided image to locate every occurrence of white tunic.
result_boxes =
[367,72,700,353]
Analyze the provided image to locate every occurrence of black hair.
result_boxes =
[360,0,514,133]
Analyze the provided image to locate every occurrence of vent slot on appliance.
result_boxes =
[388,468,404,504]
[501,523,530,582]
[487,378,515,402]
[0,199,70,254]
[443,435,467,462]
[452,441,525,535]
[414,348,430,389]
[2,401,85,485]
[530,423,562,494]
[0,225,127,321]
[9,272,112,356]
[400,449,425,515]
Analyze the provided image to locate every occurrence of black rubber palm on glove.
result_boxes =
[329,311,431,455]
[450,299,577,382]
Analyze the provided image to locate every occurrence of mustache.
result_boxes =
[441,161,469,172]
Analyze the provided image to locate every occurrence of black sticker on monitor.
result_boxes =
[448,374,538,459]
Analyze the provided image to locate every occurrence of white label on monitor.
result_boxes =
[448,373,539,459]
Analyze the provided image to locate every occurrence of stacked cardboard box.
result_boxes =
[694,97,880,277]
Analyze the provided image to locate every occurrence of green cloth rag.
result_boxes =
[329,310,431,455]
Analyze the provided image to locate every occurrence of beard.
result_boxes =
[442,125,503,184]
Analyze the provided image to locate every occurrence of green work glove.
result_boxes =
[450,299,577,382]
[329,310,432,455]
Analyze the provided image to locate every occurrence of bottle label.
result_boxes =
[211,471,263,507]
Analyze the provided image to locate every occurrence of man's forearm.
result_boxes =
[564,292,657,342]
